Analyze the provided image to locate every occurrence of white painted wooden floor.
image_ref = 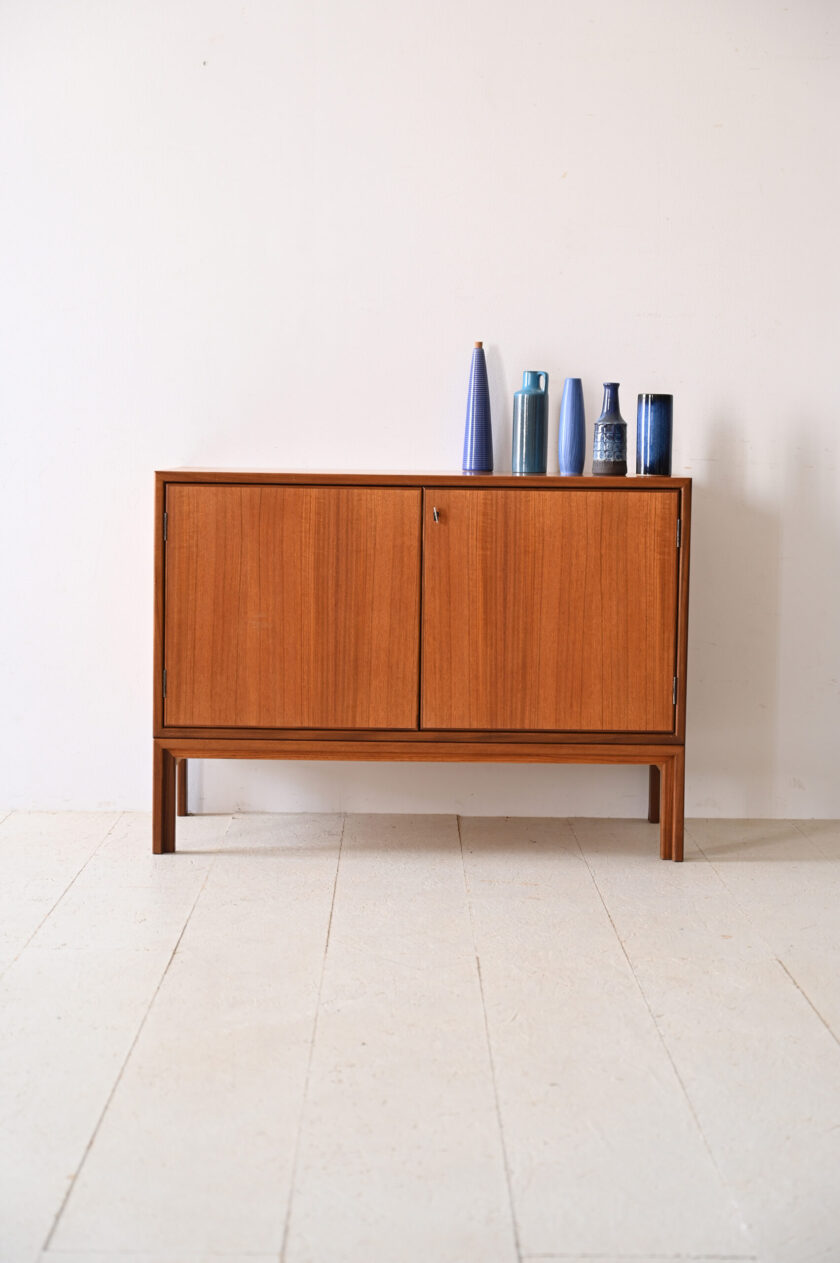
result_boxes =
[1,812,839,1263]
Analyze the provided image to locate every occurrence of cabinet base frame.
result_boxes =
[153,739,685,861]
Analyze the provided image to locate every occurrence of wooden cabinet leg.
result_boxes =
[659,760,674,860]
[671,747,685,862]
[176,758,188,817]
[648,765,660,823]
[153,743,177,854]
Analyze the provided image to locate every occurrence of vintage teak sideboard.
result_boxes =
[153,471,691,859]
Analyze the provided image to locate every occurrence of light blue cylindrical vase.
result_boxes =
[512,370,549,475]
[558,377,585,475]
[461,341,493,473]
[636,393,673,475]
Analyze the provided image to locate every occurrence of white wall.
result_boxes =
[1,0,838,817]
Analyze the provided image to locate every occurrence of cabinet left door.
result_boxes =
[163,484,422,729]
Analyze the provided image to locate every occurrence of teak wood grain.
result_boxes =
[163,485,422,729]
[421,489,679,732]
[157,470,687,488]
[176,758,188,816]
[157,736,681,763]
[154,473,691,861]
[153,739,685,861]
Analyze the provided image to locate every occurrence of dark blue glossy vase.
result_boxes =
[558,377,585,475]
[461,341,493,473]
[636,393,673,475]
[512,370,549,474]
[592,382,627,476]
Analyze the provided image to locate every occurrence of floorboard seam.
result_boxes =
[40,818,226,1254]
[520,1254,758,1260]
[42,1252,278,1258]
[0,810,123,984]
[457,814,523,1263]
[279,812,346,1263]
[567,820,752,1246]
[775,957,840,1049]
[792,817,834,861]
[689,826,840,1049]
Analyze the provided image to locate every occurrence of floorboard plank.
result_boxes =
[0,811,120,975]
[284,814,516,1263]
[693,818,840,1042]
[461,815,748,1260]
[0,813,224,1263]
[579,816,840,1263]
[0,812,224,1263]
[48,814,342,1259]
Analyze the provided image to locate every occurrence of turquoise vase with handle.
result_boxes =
[512,370,549,474]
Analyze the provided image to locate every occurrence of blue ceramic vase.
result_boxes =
[512,371,549,474]
[636,393,673,475]
[558,377,585,475]
[461,341,493,473]
[592,382,627,476]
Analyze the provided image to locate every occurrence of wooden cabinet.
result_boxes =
[154,472,691,860]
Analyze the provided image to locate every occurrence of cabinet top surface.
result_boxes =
[156,469,691,489]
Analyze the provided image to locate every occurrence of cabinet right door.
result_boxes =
[421,488,679,732]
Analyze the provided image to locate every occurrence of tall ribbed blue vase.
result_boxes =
[461,341,493,473]
[558,377,585,475]
[636,393,673,475]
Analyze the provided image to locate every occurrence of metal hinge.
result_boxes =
[163,512,168,542]
[163,669,167,699]
[676,518,681,548]
[672,676,678,705]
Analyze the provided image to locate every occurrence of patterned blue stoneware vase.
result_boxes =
[636,393,673,475]
[592,382,627,476]
[558,377,585,475]
[461,341,493,473]
[512,370,549,474]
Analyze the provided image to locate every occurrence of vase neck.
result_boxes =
[522,370,546,392]
[600,382,621,417]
